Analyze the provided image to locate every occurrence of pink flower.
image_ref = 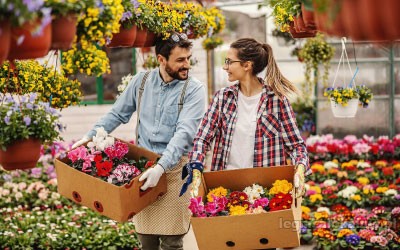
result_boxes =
[353,142,371,155]
[353,215,368,226]
[370,235,388,246]
[104,140,129,160]
[188,197,205,217]
[343,135,358,144]
[252,197,269,208]
[67,146,88,163]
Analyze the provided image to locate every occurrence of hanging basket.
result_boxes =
[330,99,359,118]
[143,31,156,47]
[107,24,137,48]
[0,19,11,65]
[51,13,77,51]
[132,26,147,47]
[0,138,41,171]
[8,19,51,60]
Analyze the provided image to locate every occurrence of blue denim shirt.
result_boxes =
[86,68,206,170]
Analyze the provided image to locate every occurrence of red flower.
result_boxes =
[94,154,102,163]
[269,193,292,211]
[96,160,113,177]
[382,167,394,176]
[144,160,154,169]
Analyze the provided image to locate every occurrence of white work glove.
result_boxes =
[190,169,201,198]
[139,164,165,191]
[294,164,306,198]
[71,136,90,149]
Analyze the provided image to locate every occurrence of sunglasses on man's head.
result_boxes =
[170,33,188,43]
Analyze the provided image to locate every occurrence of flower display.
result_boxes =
[116,73,133,97]
[262,0,300,32]
[66,127,153,186]
[298,33,335,87]
[0,60,82,109]
[62,0,124,76]
[324,85,374,107]
[0,93,64,151]
[201,35,223,50]
[189,179,293,218]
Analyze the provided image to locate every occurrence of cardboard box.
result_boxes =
[191,166,302,250]
[55,140,167,222]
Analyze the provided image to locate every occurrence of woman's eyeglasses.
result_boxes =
[224,58,242,66]
[171,33,188,43]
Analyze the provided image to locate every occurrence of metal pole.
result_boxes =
[206,49,215,103]
[389,44,395,138]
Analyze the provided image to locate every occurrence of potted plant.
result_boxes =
[202,35,223,50]
[142,54,160,70]
[176,1,208,39]
[0,93,64,170]
[0,60,82,109]
[2,0,52,60]
[44,0,85,50]
[107,0,137,48]
[262,0,300,32]
[62,0,123,76]
[298,33,335,88]
[323,85,373,118]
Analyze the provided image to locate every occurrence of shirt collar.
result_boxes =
[156,68,180,87]
[226,78,275,97]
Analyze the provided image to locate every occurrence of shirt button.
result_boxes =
[152,133,156,136]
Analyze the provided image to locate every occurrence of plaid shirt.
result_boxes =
[188,82,310,173]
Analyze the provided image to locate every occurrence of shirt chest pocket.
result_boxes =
[260,113,281,138]
[161,104,179,126]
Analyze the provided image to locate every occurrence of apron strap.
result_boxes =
[136,73,191,143]
[136,71,151,143]
[178,77,190,114]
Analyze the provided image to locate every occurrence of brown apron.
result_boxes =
[132,71,191,235]
[133,156,191,235]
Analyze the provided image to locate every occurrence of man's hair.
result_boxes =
[155,33,193,60]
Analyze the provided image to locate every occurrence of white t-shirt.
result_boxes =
[226,91,261,170]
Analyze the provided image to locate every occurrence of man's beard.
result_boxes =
[165,63,189,80]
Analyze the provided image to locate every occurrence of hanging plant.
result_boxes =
[298,33,335,88]
[202,35,223,50]
[0,60,82,109]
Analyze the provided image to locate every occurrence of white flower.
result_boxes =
[324,161,338,170]
[323,179,336,187]
[357,161,371,169]
[14,192,23,200]
[384,189,398,196]
[317,207,331,214]
[117,74,133,97]
[338,186,359,199]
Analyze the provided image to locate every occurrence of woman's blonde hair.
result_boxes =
[230,38,298,98]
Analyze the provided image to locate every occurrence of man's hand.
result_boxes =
[294,164,305,198]
[71,136,90,149]
[139,164,165,191]
[180,162,203,196]
[190,169,201,198]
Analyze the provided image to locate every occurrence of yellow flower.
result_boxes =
[314,211,329,220]
[376,187,388,193]
[357,177,369,185]
[310,194,323,203]
[338,229,353,238]
[229,205,247,216]
[309,186,321,194]
[206,186,228,202]
[302,206,311,215]
[269,180,293,195]
[352,195,361,201]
